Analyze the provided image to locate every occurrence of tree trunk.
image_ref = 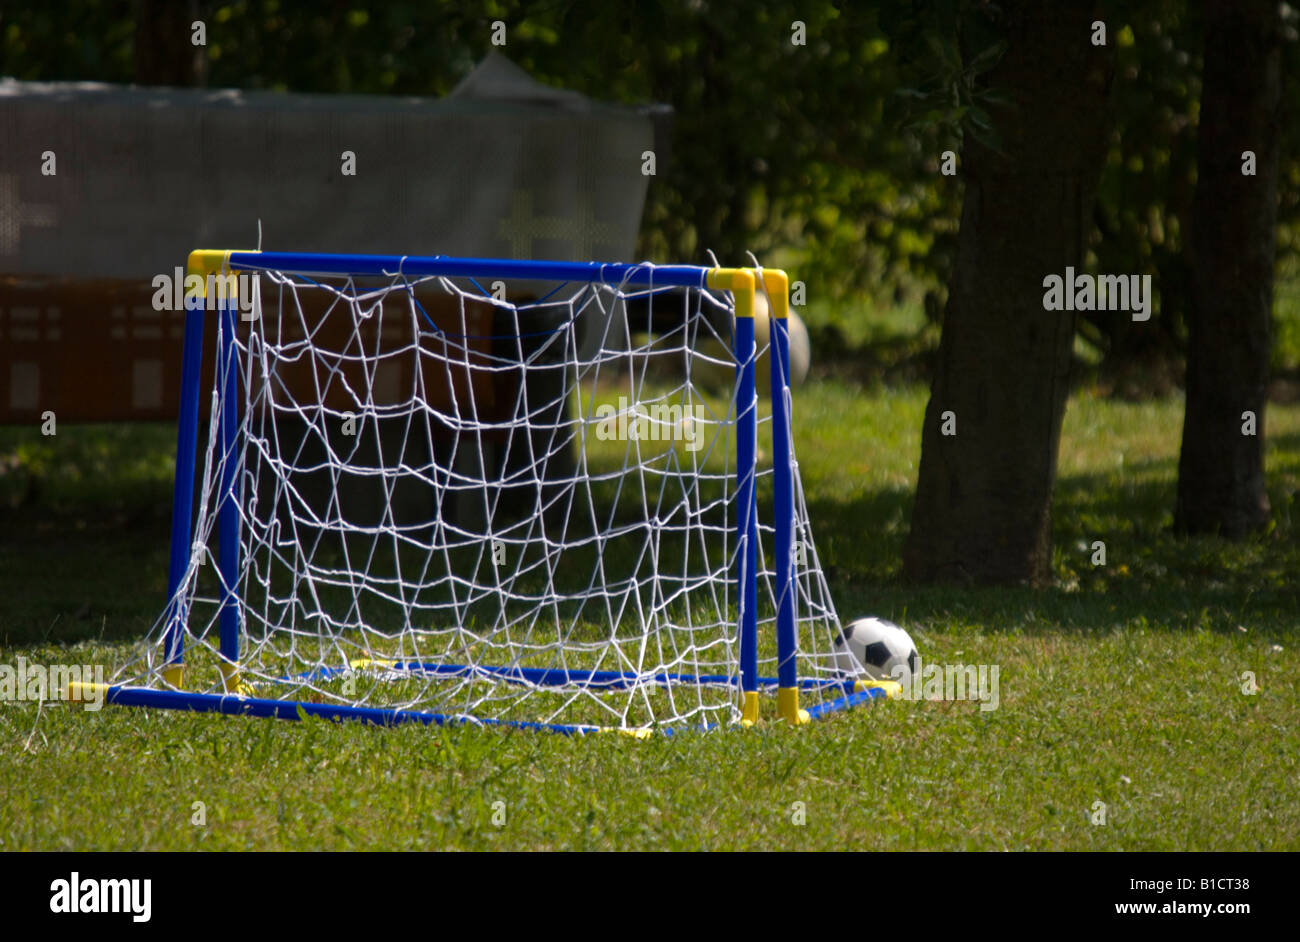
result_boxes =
[903,3,1114,585]
[1174,0,1280,537]
[134,0,207,87]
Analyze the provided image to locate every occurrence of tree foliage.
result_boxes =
[2,0,1298,356]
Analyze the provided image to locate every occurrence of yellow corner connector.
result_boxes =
[349,658,397,671]
[705,268,756,320]
[740,690,760,727]
[162,665,183,689]
[758,269,790,320]
[855,678,904,700]
[185,249,259,299]
[777,687,811,725]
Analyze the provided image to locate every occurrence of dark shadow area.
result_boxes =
[4,399,1299,649]
[800,455,1299,636]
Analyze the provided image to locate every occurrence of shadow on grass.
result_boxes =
[3,418,1298,650]
[802,460,1299,636]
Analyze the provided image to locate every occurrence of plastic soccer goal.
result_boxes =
[85,250,897,733]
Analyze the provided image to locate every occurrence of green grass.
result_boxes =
[2,380,1299,850]
[1272,267,1300,373]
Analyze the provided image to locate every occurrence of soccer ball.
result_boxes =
[833,616,919,684]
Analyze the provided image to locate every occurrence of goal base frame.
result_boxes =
[68,676,899,736]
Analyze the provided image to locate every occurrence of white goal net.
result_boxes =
[117,253,853,732]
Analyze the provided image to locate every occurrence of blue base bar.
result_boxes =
[92,670,888,736]
[803,685,893,720]
[98,684,607,735]
[299,661,860,694]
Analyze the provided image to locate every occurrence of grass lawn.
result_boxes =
[1,377,1297,850]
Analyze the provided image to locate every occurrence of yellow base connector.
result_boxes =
[777,687,811,725]
[740,690,760,727]
[162,665,184,689]
[66,681,109,705]
[349,658,397,671]
[219,660,254,697]
[855,678,904,699]
[606,727,654,740]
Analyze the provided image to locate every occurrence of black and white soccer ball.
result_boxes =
[833,616,919,684]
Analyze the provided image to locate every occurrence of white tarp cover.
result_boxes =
[0,52,655,278]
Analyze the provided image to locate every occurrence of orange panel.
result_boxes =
[0,276,507,427]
